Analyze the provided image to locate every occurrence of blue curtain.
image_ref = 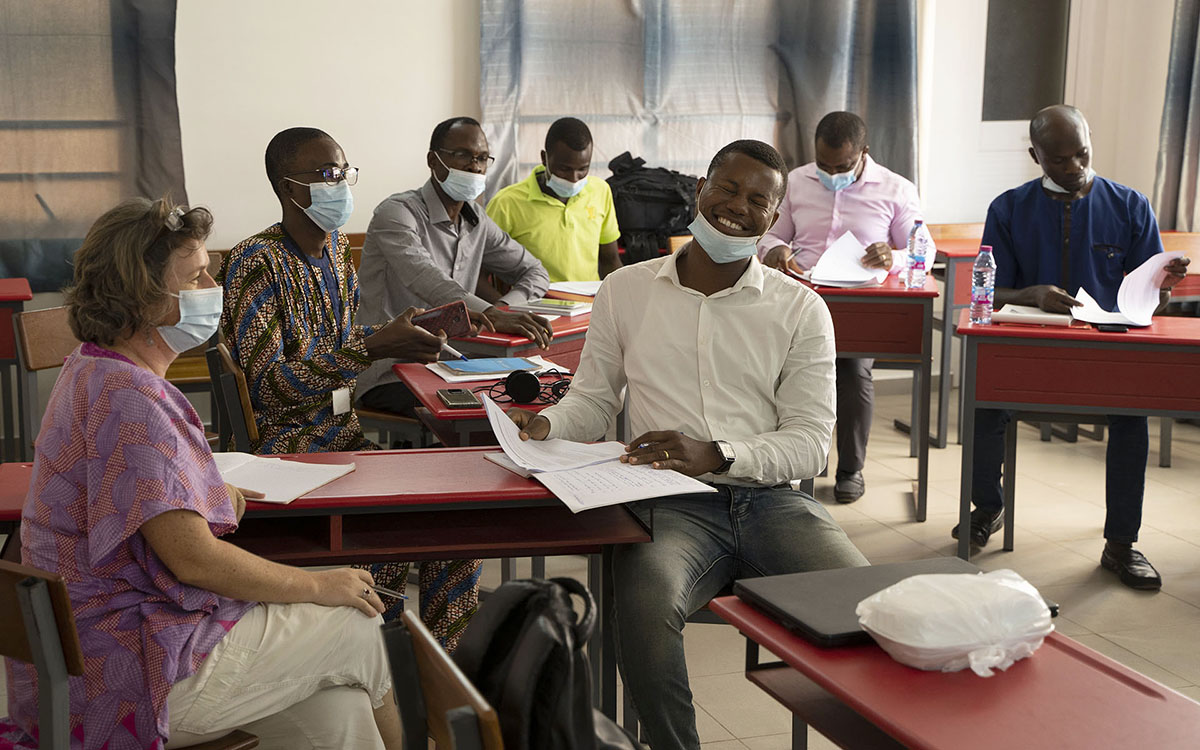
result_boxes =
[479,0,918,197]
[0,0,187,292]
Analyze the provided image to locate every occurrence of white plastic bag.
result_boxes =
[855,569,1054,677]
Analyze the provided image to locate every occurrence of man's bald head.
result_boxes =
[1029,105,1089,148]
[1028,105,1094,195]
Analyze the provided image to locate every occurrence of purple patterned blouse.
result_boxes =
[4,344,256,749]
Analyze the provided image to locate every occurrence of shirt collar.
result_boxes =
[655,247,766,298]
[420,178,480,226]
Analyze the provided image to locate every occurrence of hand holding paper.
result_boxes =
[807,231,888,286]
[1070,252,1183,327]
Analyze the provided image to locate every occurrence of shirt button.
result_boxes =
[703,380,711,387]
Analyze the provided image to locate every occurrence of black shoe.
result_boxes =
[834,471,865,503]
[951,507,1004,547]
[1101,545,1162,590]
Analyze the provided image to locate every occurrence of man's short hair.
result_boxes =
[545,117,592,152]
[814,111,868,150]
[706,140,789,202]
[1029,104,1087,146]
[265,127,333,196]
[429,117,482,152]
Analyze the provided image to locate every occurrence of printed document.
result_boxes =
[808,231,888,286]
[991,305,1072,326]
[481,395,716,511]
[212,453,355,504]
[1071,252,1182,327]
[548,280,603,297]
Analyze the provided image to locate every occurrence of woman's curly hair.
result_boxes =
[65,198,213,346]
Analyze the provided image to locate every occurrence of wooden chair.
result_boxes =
[206,342,259,452]
[667,234,692,254]
[383,609,503,750]
[13,306,78,459]
[0,560,258,750]
[925,222,985,240]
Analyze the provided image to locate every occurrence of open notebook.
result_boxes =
[212,453,355,504]
[480,395,716,512]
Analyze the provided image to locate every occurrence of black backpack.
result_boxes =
[452,578,644,750]
[606,152,698,264]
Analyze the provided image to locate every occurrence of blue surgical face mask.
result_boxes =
[435,153,487,202]
[817,165,857,192]
[1042,168,1094,194]
[687,211,762,265]
[288,179,354,232]
[158,286,223,354]
[545,171,587,198]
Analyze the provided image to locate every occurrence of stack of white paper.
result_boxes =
[991,305,1073,326]
[806,231,888,287]
[548,281,603,297]
[481,395,717,512]
[1070,252,1182,327]
[212,453,355,504]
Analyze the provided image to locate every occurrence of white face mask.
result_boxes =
[546,171,587,198]
[157,287,223,354]
[1042,168,1094,194]
[434,153,487,202]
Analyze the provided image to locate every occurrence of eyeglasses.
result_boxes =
[284,165,360,186]
[436,148,495,168]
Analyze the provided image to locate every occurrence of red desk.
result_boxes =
[808,275,938,521]
[391,363,557,446]
[711,595,1200,750]
[1,278,33,462]
[453,311,590,371]
[0,447,649,717]
[955,311,1200,559]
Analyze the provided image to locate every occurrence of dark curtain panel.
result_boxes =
[1154,0,1200,231]
[0,0,187,292]
[773,0,919,182]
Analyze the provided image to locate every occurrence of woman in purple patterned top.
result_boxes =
[4,199,403,750]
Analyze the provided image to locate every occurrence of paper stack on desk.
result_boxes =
[212,453,355,504]
[481,395,716,512]
[800,231,888,288]
[1070,251,1183,327]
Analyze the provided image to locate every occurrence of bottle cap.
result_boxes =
[979,245,992,252]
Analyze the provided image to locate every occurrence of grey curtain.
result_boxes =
[1154,0,1200,231]
[0,0,187,292]
[479,0,919,198]
[773,0,919,180]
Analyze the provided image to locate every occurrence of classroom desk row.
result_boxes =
[0,447,648,718]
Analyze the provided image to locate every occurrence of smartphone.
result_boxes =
[437,388,483,409]
[412,301,472,338]
[1095,323,1129,333]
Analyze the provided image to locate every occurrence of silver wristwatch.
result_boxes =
[712,440,735,474]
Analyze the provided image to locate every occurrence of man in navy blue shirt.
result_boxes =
[953,105,1189,590]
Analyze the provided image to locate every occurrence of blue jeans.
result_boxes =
[612,486,869,750]
[971,409,1148,543]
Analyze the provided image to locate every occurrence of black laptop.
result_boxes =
[732,557,1058,648]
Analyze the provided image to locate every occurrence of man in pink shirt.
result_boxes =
[759,111,922,502]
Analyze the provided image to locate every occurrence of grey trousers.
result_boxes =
[835,357,874,474]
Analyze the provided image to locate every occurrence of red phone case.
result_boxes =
[412,301,471,338]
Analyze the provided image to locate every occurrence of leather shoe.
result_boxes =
[1101,545,1162,591]
[834,471,865,503]
[950,507,1004,547]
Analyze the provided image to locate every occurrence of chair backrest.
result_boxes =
[925,222,985,240]
[14,306,78,372]
[383,610,503,750]
[206,342,259,450]
[0,560,84,675]
[668,234,692,254]
[1160,231,1200,267]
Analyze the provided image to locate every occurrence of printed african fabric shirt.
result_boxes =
[219,225,378,454]
[5,343,256,749]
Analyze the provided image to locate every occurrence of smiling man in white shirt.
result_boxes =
[509,140,868,750]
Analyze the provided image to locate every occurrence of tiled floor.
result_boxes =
[4,391,1199,748]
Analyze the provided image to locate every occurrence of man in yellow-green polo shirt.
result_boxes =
[487,117,622,282]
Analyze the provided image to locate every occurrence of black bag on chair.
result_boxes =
[606,152,698,264]
[452,577,643,750]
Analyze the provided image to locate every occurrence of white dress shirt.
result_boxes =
[539,251,837,487]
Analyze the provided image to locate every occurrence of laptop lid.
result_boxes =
[732,558,985,648]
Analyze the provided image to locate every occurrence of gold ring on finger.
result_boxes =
[663,450,670,460]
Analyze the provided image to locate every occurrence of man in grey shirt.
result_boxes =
[357,116,553,413]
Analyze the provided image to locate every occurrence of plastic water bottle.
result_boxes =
[970,245,997,324]
[905,220,929,289]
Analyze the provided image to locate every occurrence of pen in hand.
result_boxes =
[441,342,469,361]
[372,584,408,600]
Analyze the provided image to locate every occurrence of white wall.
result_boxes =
[920,0,1174,223]
[176,0,481,249]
